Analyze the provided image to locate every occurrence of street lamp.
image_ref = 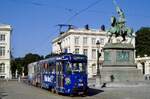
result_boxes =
[96,40,101,85]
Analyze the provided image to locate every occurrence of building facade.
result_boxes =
[52,27,135,78]
[0,24,12,79]
[135,55,150,80]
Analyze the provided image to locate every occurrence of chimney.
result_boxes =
[85,24,89,30]
[101,25,105,31]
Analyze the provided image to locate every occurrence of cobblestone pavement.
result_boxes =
[1,80,150,99]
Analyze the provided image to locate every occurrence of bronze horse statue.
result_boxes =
[107,0,134,43]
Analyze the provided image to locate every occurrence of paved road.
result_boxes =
[1,80,150,99]
[0,80,103,99]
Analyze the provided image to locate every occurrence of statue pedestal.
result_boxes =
[101,43,143,82]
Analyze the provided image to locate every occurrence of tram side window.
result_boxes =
[56,62,64,74]
[49,63,55,74]
[49,63,52,72]
[43,63,47,72]
[61,62,64,74]
[73,63,86,72]
[47,63,50,72]
[38,64,41,73]
[56,62,59,74]
[59,62,63,74]
[66,62,72,74]
[52,63,55,74]
[42,63,45,72]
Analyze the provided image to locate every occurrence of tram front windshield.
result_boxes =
[66,62,86,73]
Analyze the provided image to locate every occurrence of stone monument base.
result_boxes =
[102,43,144,83]
[101,67,144,82]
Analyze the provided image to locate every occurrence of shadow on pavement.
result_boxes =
[55,88,104,97]
[87,88,104,96]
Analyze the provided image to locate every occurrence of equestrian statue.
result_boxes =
[107,0,134,43]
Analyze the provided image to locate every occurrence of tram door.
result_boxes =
[56,62,64,88]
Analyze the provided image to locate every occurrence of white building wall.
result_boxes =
[0,24,12,79]
[135,56,150,80]
[145,61,150,75]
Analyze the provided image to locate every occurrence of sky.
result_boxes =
[0,0,149,57]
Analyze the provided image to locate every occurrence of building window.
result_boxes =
[0,76,5,78]
[92,64,96,75]
[83,49,88,56]
[83,37,88,45]
[75,48,79,54]
[92,38,96,45]
[0,46,5,56]
[92,49,96,59]
[99,38,104,44]
[74,37,79,45]
[0,63,5,73]
[0,34,5,41]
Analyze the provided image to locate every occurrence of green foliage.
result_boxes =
[11,59,17,77]
[23,53,44,75]
[11,53,44,77]
[136,27,150,57]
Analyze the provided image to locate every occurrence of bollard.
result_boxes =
[6,77,9,82]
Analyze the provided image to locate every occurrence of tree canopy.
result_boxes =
[136,27,150,57]
[11,53,44,77]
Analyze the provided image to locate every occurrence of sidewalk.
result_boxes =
[88,78,150,89]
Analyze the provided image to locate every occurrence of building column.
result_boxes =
[145,61,150,75]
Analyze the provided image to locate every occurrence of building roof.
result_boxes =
[52,28,107,43]
[0,24,12,31]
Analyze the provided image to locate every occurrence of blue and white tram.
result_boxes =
[28,53,88,95]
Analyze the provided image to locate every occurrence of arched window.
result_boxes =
[0,63,5,73]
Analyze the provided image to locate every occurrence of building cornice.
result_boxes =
[135,57,150,61]
[0,24,12,31]
[0,58,11,61]
[52,29,107,43]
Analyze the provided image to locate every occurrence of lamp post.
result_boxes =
[96,40,101,86]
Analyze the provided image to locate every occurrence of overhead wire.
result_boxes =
[66,0,103,23]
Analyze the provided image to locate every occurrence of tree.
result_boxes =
[11,59,17,77]
[11,53,44,77]
[11,57,24,78]
[136,27,150,57]
[23,53,44,75]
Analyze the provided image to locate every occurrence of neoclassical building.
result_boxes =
[136,55,150,79]
[0,24,12,79]
[52,27,135,78]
